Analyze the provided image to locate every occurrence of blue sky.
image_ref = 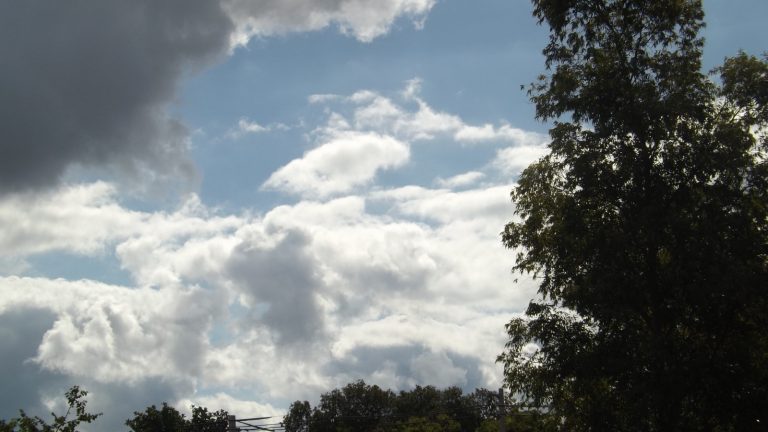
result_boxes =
[1,0,766,429]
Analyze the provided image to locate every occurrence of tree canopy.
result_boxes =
[125,404,229,432]
[0,388,229,432]
[282,380,555,432]
[500,0,768,430]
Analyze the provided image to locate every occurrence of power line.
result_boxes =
[227,415,284,432]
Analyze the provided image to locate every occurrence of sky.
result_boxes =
[0,0,766,429]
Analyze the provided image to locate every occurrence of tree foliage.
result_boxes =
[0,387,231,432]
[0,387,100,432]
[500,0,768,430]
[282,380,553,432]
[125,403,229,432]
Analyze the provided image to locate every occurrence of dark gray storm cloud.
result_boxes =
[227,230,326,345]
[0,0,233,193]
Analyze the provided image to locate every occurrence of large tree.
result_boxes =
[500,0,768,430]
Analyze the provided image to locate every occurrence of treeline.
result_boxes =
[0,384,556,432]
[282,380,556,432]
[0,386,229,432]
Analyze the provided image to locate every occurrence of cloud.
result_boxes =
[262,131,410,198]
[0,307,188,432]
[310,79,547,147]
[0,77,551,422]
[0,2,439,195]
[352,93,465,141]
[0,182,244,287]
[454,123,548,147]
[492,145,550,175]
[262,80,546,204]
[435,171,486,189]
[324,345,483,392]
[233,119,269,135]
[401,77,424,101]
[0,277,222,384]
[0,177,536,420]
[309,94,343,104]
[410,351,468,388]
[226,229,327,345]
[0,182,144,258]
[0,0,233,194]
[386,185,512,224]
[224,0,437,46]
[227,118,291,140]
[177,393,283,419]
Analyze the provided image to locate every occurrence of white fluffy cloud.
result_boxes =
[309,80,548,147]
[0,277,222,384]
[435,171,486,188]
[492,144,550,175]
[224,0,437,46]
[267,80,546,201]
[262,131,410,198]
[0,176,534,406]
[0,182,143,258]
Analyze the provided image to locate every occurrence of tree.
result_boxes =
[126,404,188,432]
[0,387,100,432]
[397,414,460,432]
[500,0,768,430]
[283,401,311,432]
[304,380,396,432]
[282,381,529,432]
[126,403,228,432]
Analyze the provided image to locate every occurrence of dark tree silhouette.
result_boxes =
[500,0,768,430]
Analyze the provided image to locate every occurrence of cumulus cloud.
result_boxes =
[0,182,243,284]
[262,131,410,198]
[352,92,464,141]
[0,176,536,421]
[492,145,550,175]
[0,182,143,258]
[227,229,327,345]
[410,351,468,388]
[435,171,486,189]
[0,277,222,383]
[454,123,548,147]
[325,345,483,392]
[310,79,547,147]
[264,80,546,203]
[385,185,512,224]
[224,0,437,46]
